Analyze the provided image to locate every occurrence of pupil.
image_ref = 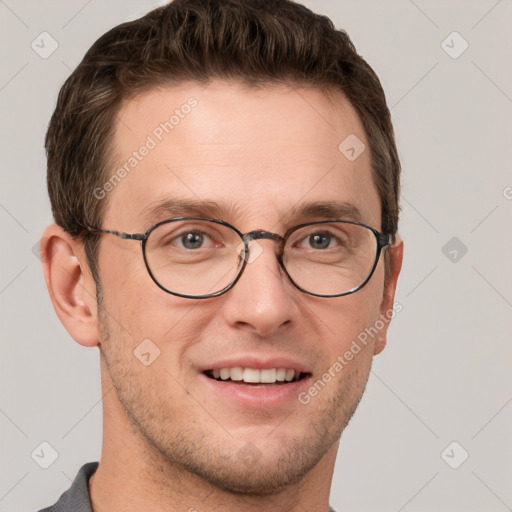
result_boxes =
[182,232,203,249]
[310,234,330,249]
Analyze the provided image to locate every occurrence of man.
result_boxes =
[38,0,403,510]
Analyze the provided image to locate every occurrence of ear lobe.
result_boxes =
[40,224,100,348]
[374,235,404,355]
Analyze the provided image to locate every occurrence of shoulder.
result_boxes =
[35,462,99,512]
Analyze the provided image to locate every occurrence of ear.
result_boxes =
[40,224,100,347]
[374,235,404,355]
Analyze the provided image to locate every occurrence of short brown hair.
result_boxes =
[45,0,401,283]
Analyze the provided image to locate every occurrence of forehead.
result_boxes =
[106,80,380,229]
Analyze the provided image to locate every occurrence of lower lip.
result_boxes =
[200,373,311,409]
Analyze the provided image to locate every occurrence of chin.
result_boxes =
[179,447,324,495]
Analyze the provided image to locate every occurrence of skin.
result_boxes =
[42,81,403,512]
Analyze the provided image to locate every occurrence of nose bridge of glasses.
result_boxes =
[241,230,285,262]
[243,230,283,243]
[243,230,284,253]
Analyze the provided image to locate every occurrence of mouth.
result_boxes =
[200,360,313,408]
[203,367,310,386]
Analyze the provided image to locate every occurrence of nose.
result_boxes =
[219,239,298,337]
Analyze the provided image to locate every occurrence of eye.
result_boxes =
[307,233,332,250]
[298,231,339,250]
[151,221,234,255]
[174,231,211,250]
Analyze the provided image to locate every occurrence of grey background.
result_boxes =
[1,1,511,511]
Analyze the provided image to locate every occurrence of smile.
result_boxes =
[204,367,309,385]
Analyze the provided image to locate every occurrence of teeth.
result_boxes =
[230,367,243,381]
[210,367,301,384]
[243,368,261,383]
[260,368,277,383]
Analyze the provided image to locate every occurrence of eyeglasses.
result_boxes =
[86,217,394,299]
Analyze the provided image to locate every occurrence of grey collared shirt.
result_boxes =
[37,462,98,512]
[36,461,339,511]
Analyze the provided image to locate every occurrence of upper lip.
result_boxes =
[201,356,311,374]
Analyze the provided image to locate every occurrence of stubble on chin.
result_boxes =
[95,291,374,496]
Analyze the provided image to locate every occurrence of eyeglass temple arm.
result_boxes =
[377,232,395,248]
[86,227,145,241]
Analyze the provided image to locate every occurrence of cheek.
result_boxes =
[98,245,167,330]
[99,269,218,374]
[315,272,384,354]
[98,243,219,356]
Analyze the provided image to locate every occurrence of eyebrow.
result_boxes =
[288,200,362,222]
[140,198,232,227]
[139,198,363,228]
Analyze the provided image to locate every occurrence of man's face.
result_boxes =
[95,81,396,493]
